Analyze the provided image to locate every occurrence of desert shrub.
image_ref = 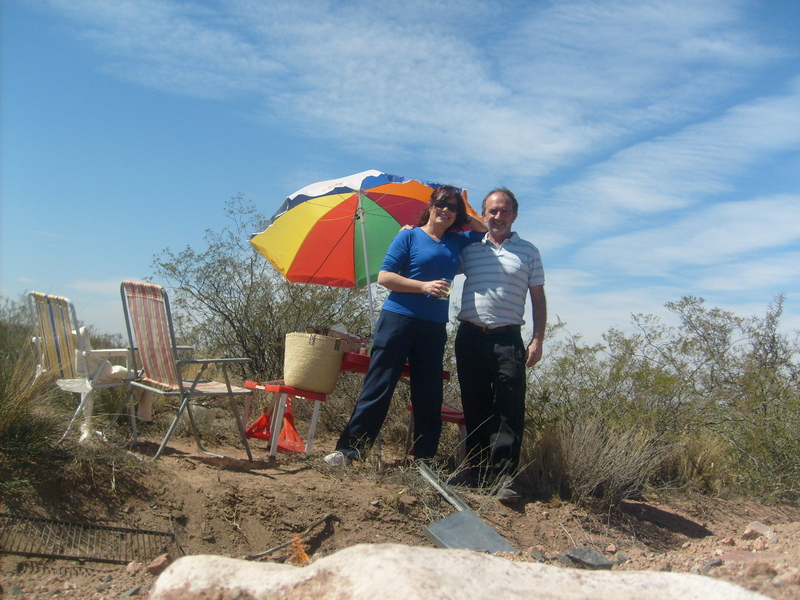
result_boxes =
[657,430,738,495]
[0,342,59,498]
[729,413,800,503]
[526,295,800,505]
[0,294,31,366]
[555,414,665,506]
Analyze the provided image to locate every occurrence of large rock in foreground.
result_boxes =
[149,543,769,600]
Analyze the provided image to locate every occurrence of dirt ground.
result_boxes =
[3,427,800,599]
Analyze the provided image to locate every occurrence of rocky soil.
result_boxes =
[3,430,800,599]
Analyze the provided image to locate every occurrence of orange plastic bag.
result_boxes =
[246,398,305,453]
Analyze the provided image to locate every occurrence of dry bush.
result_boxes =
[0,345,59,493]
[0,345,51,440]
[59,438,152,501]
[658,430,737,495]
[546,414,667,507]
[516,424,556,498]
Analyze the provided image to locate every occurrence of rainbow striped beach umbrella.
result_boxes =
[250,170,461,324]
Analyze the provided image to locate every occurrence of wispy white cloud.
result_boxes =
[38,0,786,178]
[544,81,800,238]
[545,269,683,341]
[576,195,800,277]
[47,0,281,99]
[695,252,800,293]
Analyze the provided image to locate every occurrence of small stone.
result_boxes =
[95,582,111,591]
[555,553,576,568]
[565,547,615,570]
[742,521,774,540]
[529,548,546,562]
[700,557,723,574]
[753,538,767,551]
[605,543,617,553]
[147,553,173,575]
[682,541,694,549]
[202,535,216,543]
[122,585,143,597]
[9,584,23,596]
[719,537,735,546]
[126,561,141,575]
[773,570,800,586]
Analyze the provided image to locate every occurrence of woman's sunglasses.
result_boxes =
[431,198,460,212]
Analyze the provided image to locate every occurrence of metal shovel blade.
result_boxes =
[425,510,516,553]
[418,462,515,554]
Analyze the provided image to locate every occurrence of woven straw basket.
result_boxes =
[283,332,345,394]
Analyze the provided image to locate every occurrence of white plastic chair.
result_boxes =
[28,292,133,442]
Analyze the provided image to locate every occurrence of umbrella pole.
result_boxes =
[357,193,377,335]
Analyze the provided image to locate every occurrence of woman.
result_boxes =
[326,185,486,465]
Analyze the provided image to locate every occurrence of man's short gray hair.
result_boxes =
[482,187,519,214]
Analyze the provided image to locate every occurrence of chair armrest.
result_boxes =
[130,345,193,355]
[177,358,251,366]
[85,348,130,358]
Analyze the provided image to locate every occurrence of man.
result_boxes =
[455,188,546,503]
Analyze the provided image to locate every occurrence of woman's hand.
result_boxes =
[421,279,450,297]
[378,271,450,297]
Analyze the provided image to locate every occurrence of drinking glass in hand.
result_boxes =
[439,278,453,300]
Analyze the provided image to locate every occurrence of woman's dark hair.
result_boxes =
[416,185,470,233]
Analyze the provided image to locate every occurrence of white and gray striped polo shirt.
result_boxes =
[457,232,544,328]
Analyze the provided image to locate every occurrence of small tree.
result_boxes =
[151,196,373,381]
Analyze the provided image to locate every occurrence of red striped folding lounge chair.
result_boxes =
[118,281,253,461]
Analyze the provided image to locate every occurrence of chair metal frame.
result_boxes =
[118,281,253,461]
[28,291,132,442]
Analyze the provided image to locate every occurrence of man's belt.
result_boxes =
[459,320,521,335]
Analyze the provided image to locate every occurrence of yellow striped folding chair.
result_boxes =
[119,281,253,461]
[28,292,133,442]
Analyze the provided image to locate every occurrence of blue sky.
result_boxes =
[2,0,799,344]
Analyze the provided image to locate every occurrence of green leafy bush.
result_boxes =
[525,295,800,506]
